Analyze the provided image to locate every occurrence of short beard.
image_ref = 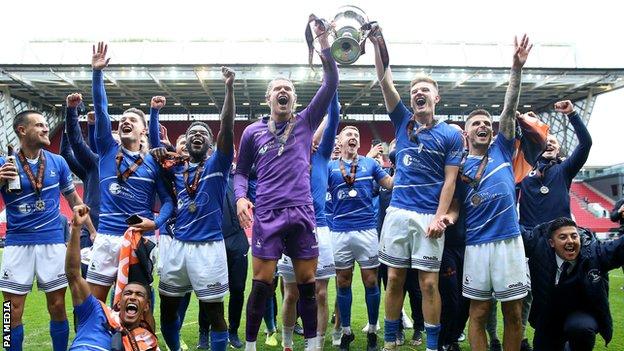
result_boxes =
[188,145,208,162]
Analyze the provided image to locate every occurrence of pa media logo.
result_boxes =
[3,300,10,348]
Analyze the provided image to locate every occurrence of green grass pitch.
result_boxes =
[11,251,624,350]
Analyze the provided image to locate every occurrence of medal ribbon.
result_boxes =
[17,149,45,197]
[267,116,296,154]
[339,156,358,187]
[183,161,205,199]
[116,148,144,183]
[459,150,489,191]
[407,118,437,144]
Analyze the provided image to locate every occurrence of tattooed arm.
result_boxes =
[500,34,533,140]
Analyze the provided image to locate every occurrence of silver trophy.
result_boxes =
[330,5,370,65]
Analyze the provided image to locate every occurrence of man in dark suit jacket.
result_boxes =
[522,217,624,350]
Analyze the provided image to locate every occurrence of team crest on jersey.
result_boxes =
[255,239,262,248]
[587,269,601,283]
[49,170,57,177]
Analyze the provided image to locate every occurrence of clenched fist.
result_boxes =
[151,96,166,110]
[66,93,83,108]
[221,67,236,89]
[554,100,574,115]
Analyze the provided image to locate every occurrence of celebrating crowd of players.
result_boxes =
[0,19,623,351]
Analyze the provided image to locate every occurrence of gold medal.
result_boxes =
[188,202,197,213]
[540,186,550,195]
[470,194,482,207]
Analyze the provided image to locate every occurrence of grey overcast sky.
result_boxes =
[2,0,622,166]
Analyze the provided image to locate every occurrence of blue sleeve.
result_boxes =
[74,294,99,327]
[388,100,411,131]
[149,108,162,148]
[445,128,464,166]
[154,171,174,229]
[88,123,97,154]
[521,225,542,259]
[561,112,592,179]
[318,93,340,159]
[66,106,98,169]
[92,69,116,155]
[371,159,389,183]
[60,131,86,180]
[213,149,234,174]
[58,157,76,196]
[303,48,339,131]
[494,132,515,162]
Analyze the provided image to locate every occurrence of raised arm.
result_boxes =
[149,96,166,148]
[369,27,400,113]
[87,113,97,153]
[65,93,98,169]
[60,131,86,180]
[216,67,236,155]
[303,21,339,130]
[499,34,533,140]
[553,100,593,178]
[317,93,340,159]
[91,42,116,154]
[66,205,92,306]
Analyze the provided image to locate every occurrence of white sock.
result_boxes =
[342,326,352,335]
[244,341,256,351]
[282,326,294,347]
[316,333,325,351]
[304,336,317,351]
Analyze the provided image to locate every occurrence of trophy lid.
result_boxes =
[333,5,368,26]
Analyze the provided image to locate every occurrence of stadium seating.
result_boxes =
[569,181,616,232]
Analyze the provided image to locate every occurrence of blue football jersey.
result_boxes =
[0,150,74,245]
[328,156,389,232]
[456,134,520,245]
[389,101,463,214]
[170,149,233,242]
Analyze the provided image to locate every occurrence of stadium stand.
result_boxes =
[570,181,616,232]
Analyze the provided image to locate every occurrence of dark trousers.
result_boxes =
[226,245,249,334]
[438,245,469,346]
[533,311,598,351]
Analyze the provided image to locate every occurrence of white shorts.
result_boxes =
[379,207,443,272]
[332,228,379,270]
[463,236,529,302]
[278,226,336,283]
[0,244,68,295]
[157,234,173,276]
[159,238,229,302]
[86,234,155,287]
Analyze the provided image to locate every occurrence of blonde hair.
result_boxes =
[410,75,439,92]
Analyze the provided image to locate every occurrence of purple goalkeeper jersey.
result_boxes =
[234,48,338,211]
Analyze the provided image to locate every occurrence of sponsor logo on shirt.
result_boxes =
[17,203,34,214]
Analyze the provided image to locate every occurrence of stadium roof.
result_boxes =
[1,40,623,118]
